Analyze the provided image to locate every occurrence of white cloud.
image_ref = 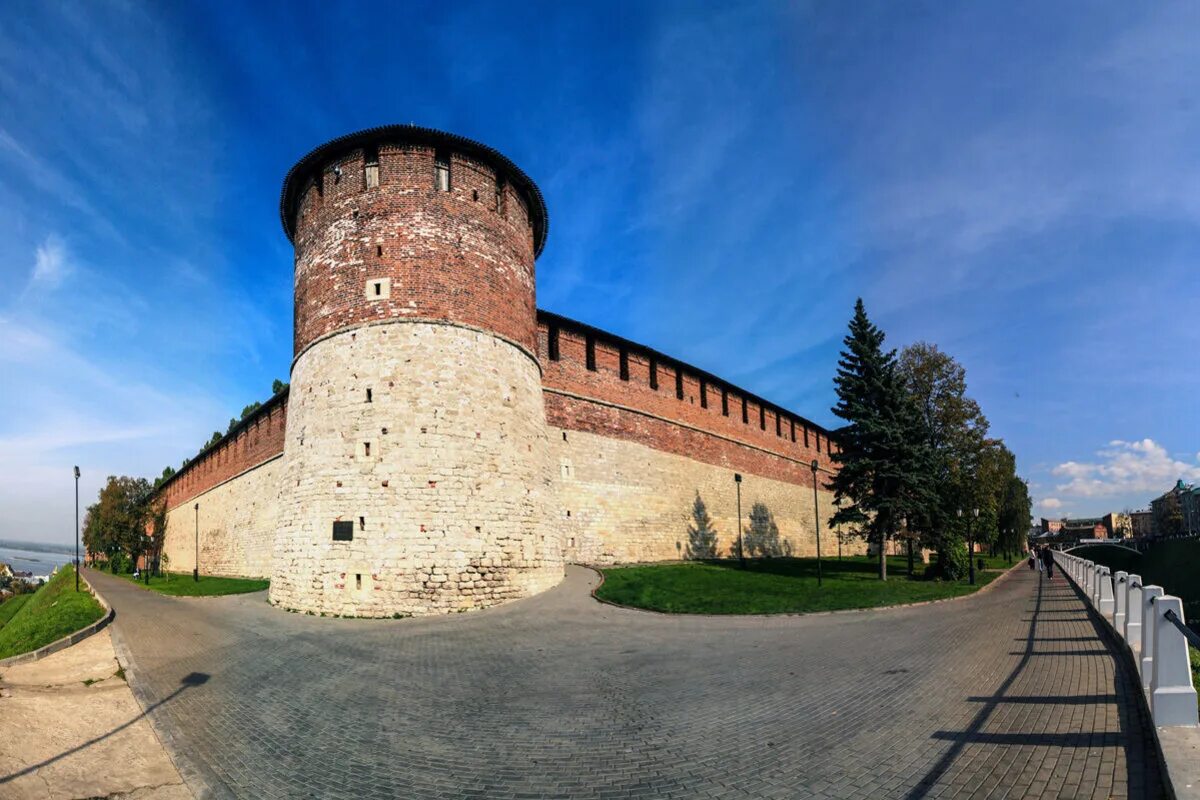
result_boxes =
[30,235,68,289]
[1050,439,1200,499]
[1039,498,1064,510]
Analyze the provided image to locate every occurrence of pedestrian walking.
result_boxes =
[1027,547,1036,570]
[1040,546,1055,580]
[1035,546,1044,572]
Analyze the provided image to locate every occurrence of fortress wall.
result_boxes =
[161,454,280,578]
[158,393,288,514]
[537,314,840,475]
[546,395,861,564]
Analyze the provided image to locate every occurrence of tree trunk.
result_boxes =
[878,527,887,581]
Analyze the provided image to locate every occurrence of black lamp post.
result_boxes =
[810,459,822,587]
[734,473,745,569]
[835,497,842,560]
[958,507,979,585]
[73,466,80,591]
[193,502,200,582]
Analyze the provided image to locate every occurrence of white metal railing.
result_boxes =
[1052,549,1197,727]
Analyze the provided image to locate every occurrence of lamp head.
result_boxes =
[734,473,742,484]
[810,459,819,472]
[73,465,80,479]
[194,503,199,511]
[973,508,980,518]
[957,508,963,518]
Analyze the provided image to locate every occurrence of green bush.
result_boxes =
[926,541,969,581]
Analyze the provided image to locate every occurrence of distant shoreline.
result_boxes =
[0,539,74,556]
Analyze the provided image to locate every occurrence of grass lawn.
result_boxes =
[116,571,269,596]
[596,554,1006,615]
[0,565,105,659]
[0,594,32,629]
[977,553,1027,570]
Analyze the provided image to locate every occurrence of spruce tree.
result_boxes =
[828,299,934,580]
[685,493,719,559]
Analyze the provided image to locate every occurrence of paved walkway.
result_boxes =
[0,628,192,800]
[82,565,1163,799]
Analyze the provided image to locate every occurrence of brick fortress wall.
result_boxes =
[539,313,861,564]
[156,393,288,577]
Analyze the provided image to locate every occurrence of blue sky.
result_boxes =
[2,1,1198,545]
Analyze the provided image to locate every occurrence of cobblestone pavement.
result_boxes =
[84,566,1164,799]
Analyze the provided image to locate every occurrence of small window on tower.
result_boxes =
[332,520,353,542]
[760,405,766,430]
[363,145,379,189]
[363,442,371,457]
[804,426,810,447]
[495,176,507,215]
[700,381,707,408]
[790,419,796,442]
[722,389,729,417]
[434,149,451,192]
[585,335,597,371]
[365,278,391,300]
[816,433,822,453]
[649,359,658,390]
[619,350,629,381]
[548,325,560,361]
[675,369,684,400]
[366,388,373,403]
[742,398,749,424]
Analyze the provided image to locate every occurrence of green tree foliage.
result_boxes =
[82,476,153,572]
[828,300,934,580]
[897,342,988,571]
[897,342,1030,573]
[151,465,176,490]
[240,401,263,420]
[272,378,288,395]
[684,493,719,559]
[998,475,1032,557]
[744,502,790,558]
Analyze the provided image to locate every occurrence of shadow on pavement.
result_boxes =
[0,671,210,785]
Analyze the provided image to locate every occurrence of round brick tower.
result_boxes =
[271,125,562,616]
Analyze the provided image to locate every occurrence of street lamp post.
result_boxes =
[73,466,80,592]
[193,502,200,582]
[734,473,745,569]
[810,460,822,587]
[835,497,843,561]
[959,507,979,585]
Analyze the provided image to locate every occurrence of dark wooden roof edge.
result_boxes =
[537,309,839,443]
[152,387,290,497]
[279,124,548,257]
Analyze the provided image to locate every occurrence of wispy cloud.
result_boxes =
[27,234,69,290]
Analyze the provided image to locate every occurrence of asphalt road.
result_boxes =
[85,565,1164,799]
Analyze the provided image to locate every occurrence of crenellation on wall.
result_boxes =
[538,313,839,475]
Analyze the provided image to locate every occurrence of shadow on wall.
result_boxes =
[684,492,720,559]
[743,501,792,558]
[683,493,793,561]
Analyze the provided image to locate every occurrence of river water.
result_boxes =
[0,546,73,580]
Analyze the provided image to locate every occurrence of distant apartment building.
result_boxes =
[1130,509,1153,539]
[1151,480,1199,538]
